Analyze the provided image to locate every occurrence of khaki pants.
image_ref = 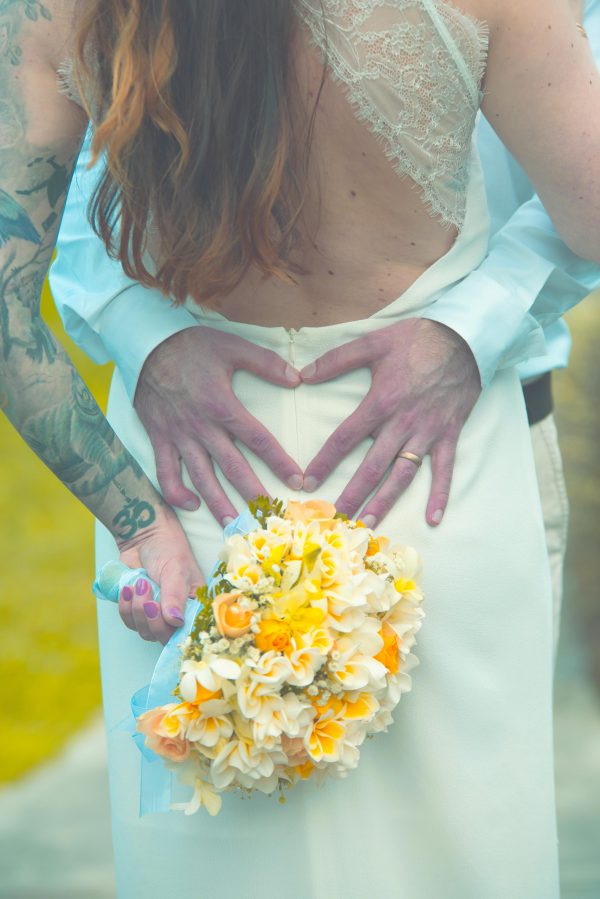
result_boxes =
[530,413,570,662]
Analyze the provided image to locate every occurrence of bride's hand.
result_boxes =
[133,327,303,524]
[300,319,482,527]
[116,507,204,645]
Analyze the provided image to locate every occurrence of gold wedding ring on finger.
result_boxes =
[395,450,423,468]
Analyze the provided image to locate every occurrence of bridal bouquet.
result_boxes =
[131,497,425,816]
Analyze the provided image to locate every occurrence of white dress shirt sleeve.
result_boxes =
[49,129,198,401]
[421,196,600,387]
[422,0,600,388]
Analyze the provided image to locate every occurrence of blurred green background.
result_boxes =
[0,279,112,782]
[0,281,598,786]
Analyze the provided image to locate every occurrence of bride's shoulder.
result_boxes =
[3,0,82,69]
[445,0,574,33]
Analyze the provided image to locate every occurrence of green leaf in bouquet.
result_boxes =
[248,495,285,528]
[303,545,321,570]
[190,586,213,641]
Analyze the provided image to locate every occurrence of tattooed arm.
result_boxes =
[0,0,202,642]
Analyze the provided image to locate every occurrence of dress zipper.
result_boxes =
[286,327,298,366]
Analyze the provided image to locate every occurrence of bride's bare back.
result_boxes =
[209,0,599,328]
[7,0,600,332]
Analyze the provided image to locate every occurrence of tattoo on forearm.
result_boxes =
[0,0,164,542]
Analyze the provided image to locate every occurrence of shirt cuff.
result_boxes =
[421,270,547,388]
[96,285,198,401]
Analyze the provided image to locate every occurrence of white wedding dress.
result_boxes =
[83,1,558,896]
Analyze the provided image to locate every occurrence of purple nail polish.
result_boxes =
[143,601,159,619]
[121,585,133,601]
[168,606,185,623]
[135,578,149,596]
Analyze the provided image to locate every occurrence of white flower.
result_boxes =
[170,776,222,817]
[186,699,234,747]
[245,650,292,686]
[179,656,241,702]
[250,692,314,745]
[330,639,388,692]
[211,735,286,789]
[286,638,325,687]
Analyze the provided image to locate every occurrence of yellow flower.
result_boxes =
[394,577,416,594]
[288,604,326,634]
[306,715,346,762]
[342,692,379,721]
[374,622,400,674]
[295,760,315,779]
[255,618,292,653]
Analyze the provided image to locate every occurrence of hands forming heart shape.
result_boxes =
[133,318,481,532]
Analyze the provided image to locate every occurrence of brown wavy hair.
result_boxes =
[74,0,327,305]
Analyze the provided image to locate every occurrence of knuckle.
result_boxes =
[361,459,387,484]
[332,429,355,455]
[204,396,233,424]
[371,393,394,419]
[340,492,363,514]
[220,454,245,480]
[245,429,274,456]
[396,465,417,488]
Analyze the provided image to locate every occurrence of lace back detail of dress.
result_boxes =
[294,0,489,230]
[56,58,84,108]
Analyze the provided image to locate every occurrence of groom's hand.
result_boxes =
[300,319,481,527]
[133,327,303,524]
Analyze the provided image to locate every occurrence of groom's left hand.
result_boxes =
[300,319,481,527]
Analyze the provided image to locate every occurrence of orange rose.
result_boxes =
[136,706,192,761]
[213,591,253,637]
[255,618,292,653]
[284,499,337,524]
[374,622,399,674]
[136,706,168,738]
[146,733,191,762]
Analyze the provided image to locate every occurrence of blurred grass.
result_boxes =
[0,278,113,783]
[0,282,598,786]
[554,293,600,687]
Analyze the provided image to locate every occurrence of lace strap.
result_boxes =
[421,0,483,106]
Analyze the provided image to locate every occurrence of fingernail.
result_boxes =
[302,362,316,379]
[303,476,318,492]
[143,601,159,619]
[362,514,376,529]
[286,365,301,385]
[168,606,185,624]
[222,516,235,526]
[432,509,444,525]
[121,586,133,601]
[135,578,149,596]
[287,474,303,491]
[183,499,199,512]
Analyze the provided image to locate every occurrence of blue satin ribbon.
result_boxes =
[95,507,260,816]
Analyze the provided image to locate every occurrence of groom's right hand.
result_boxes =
[133,327,303,524]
